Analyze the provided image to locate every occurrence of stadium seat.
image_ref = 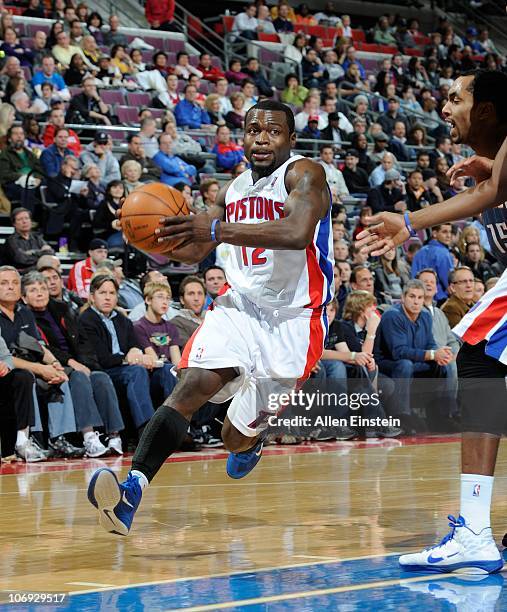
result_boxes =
[126,92,152,107]
[100,90,126,105]
[116,106,140,126]
[258,33,280,43]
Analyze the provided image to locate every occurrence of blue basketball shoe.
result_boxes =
[87,468,142,536]
[226,438,264,479]
[399,515,503,574]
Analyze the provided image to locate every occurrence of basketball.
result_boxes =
[120,183,190,254]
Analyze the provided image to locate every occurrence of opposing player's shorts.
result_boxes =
[453,268,507,364]
[179,288,327,437]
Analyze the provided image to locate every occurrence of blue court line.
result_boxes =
[0,554,493,612]
[2,558,505,611]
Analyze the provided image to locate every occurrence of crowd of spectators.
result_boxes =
[0,0,505,459]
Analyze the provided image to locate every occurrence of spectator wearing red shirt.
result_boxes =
[144,0,176,31]
[197,53,225,84]
[67,239,109,299]
[211,125,245,172]
[42,108,82,157]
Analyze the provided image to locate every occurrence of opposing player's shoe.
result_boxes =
[226,438,264,479]
[87,468,142,536]
[399,515,503,574]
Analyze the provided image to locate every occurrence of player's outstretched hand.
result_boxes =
[446,155,494,187]
[156,213,213,247]
[355,212,410,256]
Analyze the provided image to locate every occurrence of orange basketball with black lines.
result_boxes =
[120,183,189,254]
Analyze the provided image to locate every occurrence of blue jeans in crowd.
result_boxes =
[105,364,179,428]
[32,380,77,438]
[378,359,448,416]
[69,370,124,434]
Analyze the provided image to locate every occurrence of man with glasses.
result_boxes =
[441,266,476,328]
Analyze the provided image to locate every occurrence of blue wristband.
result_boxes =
[210,218,221,243]
[404,212,417,237]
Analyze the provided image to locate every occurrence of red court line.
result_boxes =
[0,436,458,475]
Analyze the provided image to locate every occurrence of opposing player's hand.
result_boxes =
[447,156,494,186]
[156,213,213,247]
[355,212,410,256]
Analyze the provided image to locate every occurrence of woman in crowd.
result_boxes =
[225,92,247,131]
[224,58,249,85]
[407,123,427,147]
[464,242,494,283]
[64,53,89,86]
[47,21,64,49]
[121,160,143,195]
[406,56,432,90]
[373,248,409,303]
[205,93,226,127]
[0,102,15,150]
[82,163,105,212]
[1,27,34,67]
[284,32,307,66]
[87,11,104,44]
[111,44,135,77]
[457,225,480,259]
[93,180,125,248]
[129,48,146,73]
[21,115,44,151]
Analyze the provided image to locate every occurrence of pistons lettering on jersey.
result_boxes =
[225,197,285,222]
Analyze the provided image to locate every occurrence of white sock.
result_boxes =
[460,473,494,534]
[131,469,149,490]
[83,431,96,443]
[16,429,28,447]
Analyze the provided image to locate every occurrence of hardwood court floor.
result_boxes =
[1,437,507,610]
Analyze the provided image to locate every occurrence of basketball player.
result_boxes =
[357,70,507,573]
[87,100,334,536]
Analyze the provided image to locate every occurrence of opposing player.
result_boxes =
[87,100,334,536]
[357,70,507,573]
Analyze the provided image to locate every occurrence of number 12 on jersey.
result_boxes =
[241,246,267,266]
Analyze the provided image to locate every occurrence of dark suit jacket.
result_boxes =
[78,307,140,370]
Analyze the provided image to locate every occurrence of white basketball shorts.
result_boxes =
[179,288,327,437]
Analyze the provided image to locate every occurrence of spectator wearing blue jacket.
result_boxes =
[410,223,454,303]
[211,125,245,171]
[174,84,213,129]
[40,127,75,177]
[375,279,452,430]
[32,56,71,101]
[152,133,197,187]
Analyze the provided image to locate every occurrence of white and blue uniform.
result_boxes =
[180,156,334,436]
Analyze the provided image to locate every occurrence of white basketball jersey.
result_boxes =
[223,155,334,309]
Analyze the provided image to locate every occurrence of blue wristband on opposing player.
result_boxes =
[404,212,417,237]
[210,218,221,243]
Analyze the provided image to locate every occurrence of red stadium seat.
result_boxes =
[222,15,234,32]
[406,48,424,57]
[351,29,366,42]
[258,33,280,42]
